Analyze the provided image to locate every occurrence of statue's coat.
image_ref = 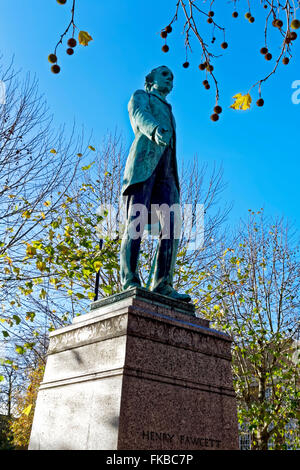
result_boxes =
[122,89,180,195]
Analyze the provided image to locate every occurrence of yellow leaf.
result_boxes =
[5,256,12,266]
[88,145,95,151]
[22,404,32,416]
[44,201,51,206]
[36,261,46,271]
[230,93,252,111]
[78,31,93,46]
[22,210,31,219]
[50,149,57,154]
[94,261,102,271]
[77,153,83,157]
[26,244,36,256]
[40,212,46,219]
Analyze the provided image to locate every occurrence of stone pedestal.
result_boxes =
[29,287,239,450]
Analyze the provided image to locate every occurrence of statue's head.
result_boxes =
[145,66,174,96]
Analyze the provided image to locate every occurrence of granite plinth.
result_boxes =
[29,288,239,450]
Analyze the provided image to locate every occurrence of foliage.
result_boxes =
[0,57,86,309]
[0,414,14,450]
[10,362,45,449]
[19,188,121,327]
[193,211,300,450]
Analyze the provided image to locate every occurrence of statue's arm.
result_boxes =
[128,90,159,141]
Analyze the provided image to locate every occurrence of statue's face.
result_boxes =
[151,67,173,95]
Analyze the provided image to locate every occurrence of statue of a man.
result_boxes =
[120,65,191,302]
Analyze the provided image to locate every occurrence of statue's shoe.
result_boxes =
[124,281,141,290]
[152,285,191,302]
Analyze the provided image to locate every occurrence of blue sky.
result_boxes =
[1,0,299,233]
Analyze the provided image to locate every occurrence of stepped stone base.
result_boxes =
[29,287,239,450]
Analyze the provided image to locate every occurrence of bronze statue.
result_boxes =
[120,66,191,302]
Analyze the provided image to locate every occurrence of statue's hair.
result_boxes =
[144,66,173,92]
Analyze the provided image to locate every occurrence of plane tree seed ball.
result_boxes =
[67,38,77,48]
[256,98,264,107]
[210,113,219,121]
[162,44,169,52]
[57,0,67,4]
[290,32,297,40]
[48,53,57,63]
[291,19,300,29]
[66,48,74,55]
[165,25,172,33]
[221,42,228,49]
[260,47,268,54]
[199,63,206,70]
[160,30,167,38]
[249,16,255,23]
[183,62,190,68]
[51,64,61,74]
[208,11,214,17]
[265,52,272,60]
[214,105,222,114]
[245,12,252,19]
[207,17,213,24]
[232,11,238,18]
[282,57,289,65]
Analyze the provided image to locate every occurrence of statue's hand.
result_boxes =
[154,127,171,147]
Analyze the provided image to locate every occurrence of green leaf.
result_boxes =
[13,315,21,325]
[39,288,47,300]
[15,345,25,355]
[75,292,85,299]
[81,161,95,171]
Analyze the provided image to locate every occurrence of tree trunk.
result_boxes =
[252,429,269,450]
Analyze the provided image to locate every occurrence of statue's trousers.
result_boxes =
[120,146,180,291]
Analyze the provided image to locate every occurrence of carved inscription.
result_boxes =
[142,430,221,448]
